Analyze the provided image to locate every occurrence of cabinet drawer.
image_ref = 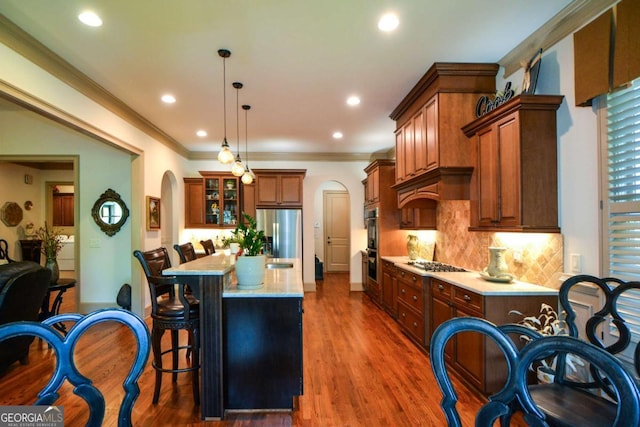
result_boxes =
[453,287,483,313]
[397,301,424,345]
[398,279,423,313]
[431,279,452,300]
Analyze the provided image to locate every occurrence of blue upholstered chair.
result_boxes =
[0,308,150,427]
[430,316,640,427]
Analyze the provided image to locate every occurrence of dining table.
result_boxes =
[162,253,233,420]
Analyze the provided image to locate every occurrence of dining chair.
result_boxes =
[430,316,640,427]
[133,247,200,405]
[0,239,14,263]
[173,242,197,264]
[199,239,215,255]
[0,308,150,427]
[522,274,640,425]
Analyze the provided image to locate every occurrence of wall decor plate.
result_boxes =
[1,202,23,227]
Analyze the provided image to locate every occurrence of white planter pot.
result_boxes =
[235,254,266,290]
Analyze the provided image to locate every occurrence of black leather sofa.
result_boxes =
[0,261,50,374]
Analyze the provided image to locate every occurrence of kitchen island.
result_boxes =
[163,255,303,420]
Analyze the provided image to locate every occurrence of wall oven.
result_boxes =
[365,207,378,281]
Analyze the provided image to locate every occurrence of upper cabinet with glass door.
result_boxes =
[184,172,239,228]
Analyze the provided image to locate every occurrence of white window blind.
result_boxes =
[605,77,640,281]
[603,78,640,362]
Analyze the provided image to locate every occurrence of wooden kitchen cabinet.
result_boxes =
[430,277,556,395]
[400,201,437,229]
[253,169,306,208]
[391,63,498,206]
[52,193,74,226]
[462,95,564,232]
[381,259,398,317]
[396,267,428,346]
[183,172,240,228]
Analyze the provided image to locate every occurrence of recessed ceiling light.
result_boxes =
[161,94,176,104]
[196,130,208,137]
[378,12,399,32]
[332,131,343,139]
[346,96,360,106]
[78,11,103,27]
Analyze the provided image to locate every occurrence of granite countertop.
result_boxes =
[163,252,234,276]
[224,257,304,298]
[381,255,557,296]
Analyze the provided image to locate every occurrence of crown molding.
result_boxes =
[188,150,377,162]
[0,13,188,158]
[0,78,142,156]
[499,0,619,77]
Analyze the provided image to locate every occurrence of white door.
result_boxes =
[324,190,350,272]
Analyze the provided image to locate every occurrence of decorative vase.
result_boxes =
[235,254,266,290]
[45,256,59,285]
[407,235,419,260]
[486,247,508,277]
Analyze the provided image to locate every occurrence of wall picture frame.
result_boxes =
[522,48,542,95]
[146,196,160,231]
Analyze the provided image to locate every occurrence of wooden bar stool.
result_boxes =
[133,247,200,405]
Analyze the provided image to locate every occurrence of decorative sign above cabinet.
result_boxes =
[474,81,516,118]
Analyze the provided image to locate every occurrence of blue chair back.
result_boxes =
[430,316,640,427]
[0,308,150,427]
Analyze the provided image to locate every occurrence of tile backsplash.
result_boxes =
[433,200,563,288]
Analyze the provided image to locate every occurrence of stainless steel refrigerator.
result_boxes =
[255,209,302,259]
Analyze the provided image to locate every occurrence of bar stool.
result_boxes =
[173,242,197,263]
[199,239,215,255]
[133,247,200,405]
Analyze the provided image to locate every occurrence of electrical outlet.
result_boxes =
[570,253,581,273]
[513,249,523,264]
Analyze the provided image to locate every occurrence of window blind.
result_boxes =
[604,78,640,364]
[606,78,640,280]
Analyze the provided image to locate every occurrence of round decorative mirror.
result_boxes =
[91,188,130,236]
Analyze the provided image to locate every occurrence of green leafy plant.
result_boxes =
[34,222,64,259]
[231,213,265,256]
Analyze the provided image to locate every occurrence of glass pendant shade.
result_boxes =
[231,155,245,176]
[241,168,254,184]
[217,138,234,164]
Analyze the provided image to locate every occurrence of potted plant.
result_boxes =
[231,213,265,289]
[509,303,584,383]
[34,221,64,284]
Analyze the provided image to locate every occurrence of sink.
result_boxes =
[265,262,294,269]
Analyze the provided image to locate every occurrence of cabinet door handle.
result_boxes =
[413,322,418,328]
[438,284,444,291]
[463,294,471,302]
[401,312,406,318]
[401,288,406,294]
[412,276,417,282]
[412,295,418,302]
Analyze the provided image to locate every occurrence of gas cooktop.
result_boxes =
[406,260,467,272]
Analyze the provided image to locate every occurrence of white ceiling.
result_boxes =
[0,0,573,158]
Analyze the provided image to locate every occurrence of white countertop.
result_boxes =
[163,252,234,275]
[224,257,304,298]
[381,255,557,296]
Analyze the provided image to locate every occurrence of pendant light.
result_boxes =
[231,82,246,177]
[241,104,255,184]
[217,49,234,164]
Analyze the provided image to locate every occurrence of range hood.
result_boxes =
[392,166,473,208]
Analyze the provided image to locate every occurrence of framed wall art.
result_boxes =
[146,196,160,231]
[522,48,542,95]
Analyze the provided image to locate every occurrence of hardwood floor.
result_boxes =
[0,273,497,426]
